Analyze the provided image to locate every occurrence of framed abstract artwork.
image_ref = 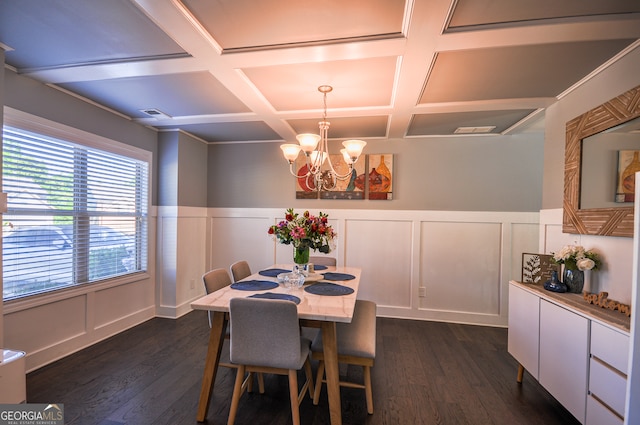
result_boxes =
[615,150,640,203]
[367,154,393,200]
[319,154,366,199]
[294,154,366,199]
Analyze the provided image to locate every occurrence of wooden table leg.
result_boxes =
[321,321,342,425]
[517,364,525,384]
[197,311,227,422]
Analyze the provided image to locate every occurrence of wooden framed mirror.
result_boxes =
[563,84,640,237]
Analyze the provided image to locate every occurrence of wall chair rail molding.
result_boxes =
[563,84,640,237]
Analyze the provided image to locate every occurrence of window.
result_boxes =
[2,111,149,301]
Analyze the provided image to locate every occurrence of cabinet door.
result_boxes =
[539,300,589,424]
[508,284,540,379]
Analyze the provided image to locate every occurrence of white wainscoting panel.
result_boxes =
[5,295,87,356]
[421,221,502,315]
[344,218,413,308]
[210,215,274,274]
[94,279,154,329]
[176,216,207,305]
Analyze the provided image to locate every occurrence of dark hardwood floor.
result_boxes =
[27,310,580,425]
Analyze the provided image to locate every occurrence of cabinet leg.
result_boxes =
[516,364,524,384]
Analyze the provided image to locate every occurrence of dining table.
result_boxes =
[191,263,361,425]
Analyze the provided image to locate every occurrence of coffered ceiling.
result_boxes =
[1,0,639,143]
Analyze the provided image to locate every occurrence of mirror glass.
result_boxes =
[581,116,640,209]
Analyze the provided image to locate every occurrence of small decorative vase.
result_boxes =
[563,268,584,294]
[544,270,567,293]
[293,245,310,275]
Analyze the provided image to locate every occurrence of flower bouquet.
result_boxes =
[552,245,601,271]
[551,244,601,294]
[268,209,336,265]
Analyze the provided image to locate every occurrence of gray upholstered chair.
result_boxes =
[230,260,252,282]
[202,268,233,328]
[311,299,377,414]
[202,268,263,392]
[227,297,314,425]
[309,256,337,267]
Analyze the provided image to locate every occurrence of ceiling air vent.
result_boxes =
[140,108,171,120]
[454,126,496,134]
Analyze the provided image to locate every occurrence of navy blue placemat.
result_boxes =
[259,268,292,277]
[313,265,328,271]
[304,282,354,296]
[249,292,301,304]
[321,272,355,281]
[231,280,279,291]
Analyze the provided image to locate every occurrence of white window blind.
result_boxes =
[2,125,149,300]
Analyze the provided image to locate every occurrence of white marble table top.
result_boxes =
[191,264,361,323]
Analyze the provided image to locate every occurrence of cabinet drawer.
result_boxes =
[586,394,623,425]
[589,357,626,417]
[591,322,629,374]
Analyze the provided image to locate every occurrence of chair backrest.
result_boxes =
[202,268,232,294]
[309,256,337,266]
[230,260,252,282]
[229,297,304,369]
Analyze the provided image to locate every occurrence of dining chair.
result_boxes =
[311,299,377,414]
[227,297,314,425]
[202,268,263,392]
[230,260,252,282]
[309,256,337,267]
[202,268,233,328]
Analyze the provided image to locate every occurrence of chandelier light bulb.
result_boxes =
[296,133,321,153]
[340,149,354,165]
[280,144,302,162]
[342,139,367,160]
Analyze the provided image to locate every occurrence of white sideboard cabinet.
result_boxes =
[508,281,630,425]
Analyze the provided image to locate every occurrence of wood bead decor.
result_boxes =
[583,291,631,317]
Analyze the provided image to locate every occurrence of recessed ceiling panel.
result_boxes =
[448,0,640,29]
[160,122,281,142]
[180,0,406,51]
[408,110,536,136]
[288,116,388,139]
[421,39,636,104]
[0,0,188,70]
[244,57,397,111]
[58,72,250,118]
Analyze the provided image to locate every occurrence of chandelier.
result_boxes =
[280,85,366,191]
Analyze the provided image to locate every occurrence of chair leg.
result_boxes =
[257,372,265,394]
[363,365,373,414]
[313,360,325,405]
[304,359,315,399]
[247,372,254,393]
[288,369,301,425]
[227,365,246,425]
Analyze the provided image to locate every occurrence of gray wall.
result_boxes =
[207,133,544,211]
[4,69,160,205]
[158,130,208,207]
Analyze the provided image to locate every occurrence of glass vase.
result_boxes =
[563,268,585,294]
[293,245,310,275]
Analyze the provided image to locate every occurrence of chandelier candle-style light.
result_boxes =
[281,85,366,191]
